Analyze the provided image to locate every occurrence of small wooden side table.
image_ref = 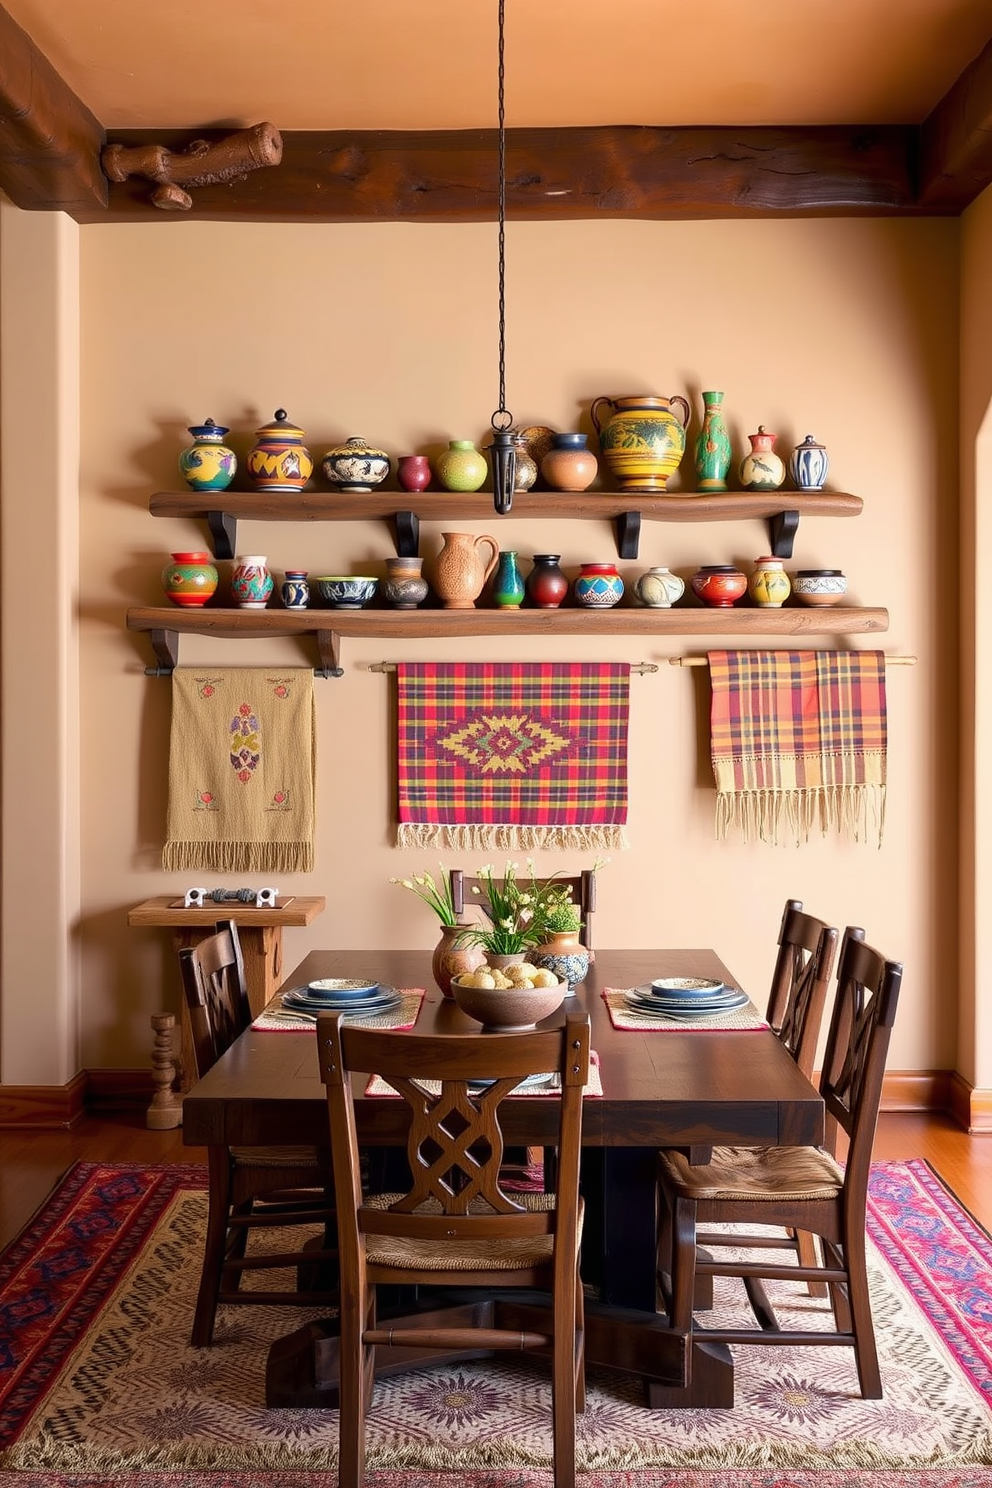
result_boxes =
[128,894,326,1090]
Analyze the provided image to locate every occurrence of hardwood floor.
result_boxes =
[1,1109,990,1255]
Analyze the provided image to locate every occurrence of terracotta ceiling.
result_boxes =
[1,0,992,222]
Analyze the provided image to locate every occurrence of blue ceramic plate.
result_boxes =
[283,985,400,1015]
[307,977,379,1000]
[649,976,725,999]
[468,1072,555,1093]
[626,987,748,1016]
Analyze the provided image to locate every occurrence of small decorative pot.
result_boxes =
[436,439,488,492]
[532,930,590,992]
[432,922,486,999]
[739,425,786,490]
[382,555,429,610]
[492,550,526,608]
[789,434,829,490]
[231,554,274,609]
[179,418,237,492]
[509,434,538,492]
[397,453,432,492]
[635,565,685,608]
[541,431,598,492]
[526,554,569,609]
[792,569,848,607]
[246,409,313,493]
[691,564,748,607]
[281,570,310,609]
[574,562,624,608]
[748,556,791,608]
[161,551,219,607]
[322,434,390,492]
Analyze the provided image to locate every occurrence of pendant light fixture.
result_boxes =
[489,0,516,515]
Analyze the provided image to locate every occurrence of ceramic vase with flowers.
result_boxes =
[391,867,484,997]
[531,888,590,991]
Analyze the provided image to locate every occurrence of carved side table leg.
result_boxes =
[147,1013,183,1129]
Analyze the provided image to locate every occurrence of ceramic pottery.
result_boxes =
[691,564,748,607]
[532,929,590,991]
[178,418,237,492]
[322,434,390,492]
[635,565,685,608]
[397,454,432,492]
[540,431,598,492]
[509,434,538,492]
[740,425,786,490]
[492,550,525,608]
[280,570,309,609]
[432,922,486,999]
[693,391,733,492]
[432,530,499,609]
[436,440,488,492]
[451,972,567,1031]
[231,554,274,609]
[526,554,569,609]
[161,551,218,607]
[382,555,429,610]
[573,562,625,608]
[312,575,378,608]
[789,433,830,490]
[246,410,313,493]
[748,556,791,608]
[590,393,691,492]
[793,568,848,606]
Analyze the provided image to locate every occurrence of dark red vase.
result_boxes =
[526,554,569,609]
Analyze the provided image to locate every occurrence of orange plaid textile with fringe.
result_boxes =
[707,649,887,846]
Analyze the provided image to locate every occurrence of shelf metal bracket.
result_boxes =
[392,510,420,558]
[768,509,800,559]
[314,629,344,679]
[207,509,238,560]
[145,627,180,676]
[615,510,641,560]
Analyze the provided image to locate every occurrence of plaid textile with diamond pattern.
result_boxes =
[708,648,887,845]
[396,661,630,850]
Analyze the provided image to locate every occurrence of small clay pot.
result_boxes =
[793,569,848,607]
[691,565,748,607]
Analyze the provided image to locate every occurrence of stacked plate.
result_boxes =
[467,1072,556,1094]
[624,975,749,1021]
[282,977,402,1018]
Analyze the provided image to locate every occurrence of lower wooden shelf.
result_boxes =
[126,603,890,677]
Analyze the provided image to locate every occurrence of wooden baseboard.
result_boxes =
[947,1071,992,1133]
[0,1070,152,1128]
[880,1069,953,1113]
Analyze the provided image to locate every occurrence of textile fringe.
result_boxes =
[396,824,629,852]
[162,841,314,873]
[715,783,887,847]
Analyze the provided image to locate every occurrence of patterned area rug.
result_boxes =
[1,1159,991,1487]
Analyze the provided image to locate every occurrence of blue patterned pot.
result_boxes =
[789,433,829,490]
[573,562,624,608]
[532,932,590,991]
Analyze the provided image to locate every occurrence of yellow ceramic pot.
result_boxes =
[748,556,791,608]
[590,393,691,492]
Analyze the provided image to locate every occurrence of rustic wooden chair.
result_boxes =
[317,1009,590,1488]
[179,919,338,1347]
[657,929,902,1399]
[449,866,598,953]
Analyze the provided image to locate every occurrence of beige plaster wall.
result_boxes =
[53,213,953,1076]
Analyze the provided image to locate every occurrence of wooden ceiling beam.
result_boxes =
[918,35,992,210]
[0,0,107,213]
[79,123,920,223]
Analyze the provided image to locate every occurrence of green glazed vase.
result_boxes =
[693,391,733,492]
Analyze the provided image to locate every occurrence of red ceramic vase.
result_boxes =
[690,565,748,607]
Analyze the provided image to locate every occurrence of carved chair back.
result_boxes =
[178,919,252,1080]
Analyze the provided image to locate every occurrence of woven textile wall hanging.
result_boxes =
[708,648,887,846]
[395,661,630,851]
[163,667,316,873]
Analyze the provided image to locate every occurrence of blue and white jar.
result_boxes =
[789,433,829,490]
[281,570,310,609]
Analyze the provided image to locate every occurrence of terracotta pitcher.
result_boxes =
[432,531,499,609]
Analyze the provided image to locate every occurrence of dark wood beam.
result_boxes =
[0,0,107,213]
[77,124,920,224]
[918,35,992,211]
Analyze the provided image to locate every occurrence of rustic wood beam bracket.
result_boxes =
[137,621,344,678]
[314,630,344,679]
[207,509,238,561]
[146,628,180,676]
[393,511,420,558]
[768,509,801,558]
[101,122,283,211]
[615,511,642,560]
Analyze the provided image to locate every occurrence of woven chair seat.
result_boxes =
[363,1190,583,1272]
[231,1144,324,1169]
[659,1143,844,1203]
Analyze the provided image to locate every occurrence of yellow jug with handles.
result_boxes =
[590,393,691,492]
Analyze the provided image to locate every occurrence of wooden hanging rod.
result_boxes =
[669,654,917,667]
[368,660,660,674]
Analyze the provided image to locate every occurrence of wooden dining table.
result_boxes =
[182,947,824,1409]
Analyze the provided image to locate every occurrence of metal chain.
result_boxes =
[491,0,512,434]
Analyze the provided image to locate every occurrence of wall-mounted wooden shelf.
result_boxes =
[149,488,863,562]
[126,602,890,679]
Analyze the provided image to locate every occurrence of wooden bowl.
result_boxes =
[450,975,567,1032]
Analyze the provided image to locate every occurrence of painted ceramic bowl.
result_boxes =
[690,565,748,607]
[792,569,848,607]
[312,575,379,608]
[450,974,568,1032]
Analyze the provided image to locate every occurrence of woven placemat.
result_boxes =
[366,1050,603,1098]
[602,987,769,1032]
[252,988,425,1033]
